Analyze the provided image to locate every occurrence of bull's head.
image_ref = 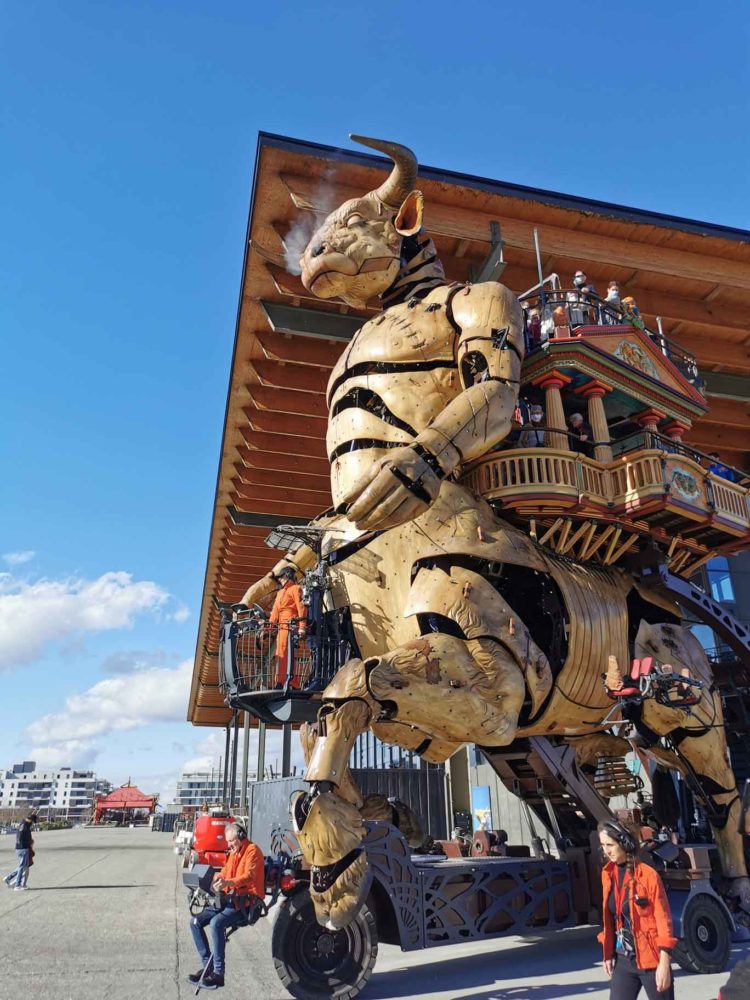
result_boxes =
[299,135,424,308]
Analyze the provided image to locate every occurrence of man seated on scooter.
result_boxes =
[188,822,265,990]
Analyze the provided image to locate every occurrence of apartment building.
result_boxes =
[0,761,111,821]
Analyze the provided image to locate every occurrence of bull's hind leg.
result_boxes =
[294,634,525,928]
[636,622,750,913]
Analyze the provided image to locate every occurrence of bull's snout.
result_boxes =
[310,242,327,258]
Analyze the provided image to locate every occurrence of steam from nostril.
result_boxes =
[283,165,339,275]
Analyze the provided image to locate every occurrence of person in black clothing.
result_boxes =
[569,412,594,456]
[3,813,36,891]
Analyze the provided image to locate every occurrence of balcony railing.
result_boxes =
[463,442,750,554]
[219,613,351,701]
[521,289,700,387]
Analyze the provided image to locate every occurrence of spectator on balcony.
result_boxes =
[567,270,598,327]
[569,412,594,456]
[707,453,736,483]
[525,307,542,351]
[516,404,546,448]
[621,295,647,334]
[604,281,621,323]
[268,566,306,688]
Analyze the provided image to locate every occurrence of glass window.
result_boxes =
[689,623,716,656]
[707,557,736,604]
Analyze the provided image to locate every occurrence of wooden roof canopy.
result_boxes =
[188,132,750,727]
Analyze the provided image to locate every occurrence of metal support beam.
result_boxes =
[469,221,506,283]
[282,723,292,777]
[239,712,251,814]
[256,721,266,782]
[221,724,231,806]
[229,713,240,811]
[262,301,361,341]
[703,372,750,402]
[228,506,310,529]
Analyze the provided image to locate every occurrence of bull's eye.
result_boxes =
[346,214,365,227]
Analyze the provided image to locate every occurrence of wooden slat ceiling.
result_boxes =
[188,133,750,726]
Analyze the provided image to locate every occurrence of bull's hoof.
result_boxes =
[292,788,370,929]
[311,852,372,930]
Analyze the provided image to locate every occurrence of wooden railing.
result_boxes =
[463,448,750,539]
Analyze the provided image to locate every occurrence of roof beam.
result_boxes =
[254,327,341,367]
[281,173,750,290]
[262,300,361,341]
[228,507,310,528]
[233,463,330,493]
[236,446,330,476]
[238,426,327,460]
[245,387,328,419]
[243,406,327,437]
[250,361,329,393]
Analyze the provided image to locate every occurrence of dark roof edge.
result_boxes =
[258,132,750,244]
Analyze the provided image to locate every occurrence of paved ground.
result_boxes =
[1,827,748,999]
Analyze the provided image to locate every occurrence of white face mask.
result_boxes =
[531,413,543,422]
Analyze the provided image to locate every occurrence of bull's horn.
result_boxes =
[350,134,417,208]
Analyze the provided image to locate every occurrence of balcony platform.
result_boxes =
[463,446,750,575]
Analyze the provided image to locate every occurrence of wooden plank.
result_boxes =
[584,524,617,560]
[687,426,750,455]
[555,518,573,553]
[246,388,328,419]
[559,520,592,555]
[237,445,331,477]
[243,407,327,437]
[233,463,331,493]
[281,173,750,290]
[605,532,640,566]
[238,426,328,459]
[576,521,599,560]
[251,361,330,393]
[255,328,342,368]
[538,518,563,547]
[231,493,325,516]
[232,478,330,507]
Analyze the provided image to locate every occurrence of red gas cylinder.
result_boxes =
[192,811,236,867]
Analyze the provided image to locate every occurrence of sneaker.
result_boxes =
[200,971,224,989]
[187,969,207,984]
[13,886,27,891]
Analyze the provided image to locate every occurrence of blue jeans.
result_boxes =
[189,905,246,975]
[5,849,30,887]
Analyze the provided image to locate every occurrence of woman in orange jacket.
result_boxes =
[598,818,678,999]
[268,566,306,688]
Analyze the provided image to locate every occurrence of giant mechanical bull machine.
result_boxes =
[240,135,750,934]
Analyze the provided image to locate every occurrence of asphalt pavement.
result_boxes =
[0,827,748,1000]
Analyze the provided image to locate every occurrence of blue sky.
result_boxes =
[1,2,748,803]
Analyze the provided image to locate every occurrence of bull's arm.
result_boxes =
[239,544,317,608]
[349,283,523,531]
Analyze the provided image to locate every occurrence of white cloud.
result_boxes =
[0,570,171,671]
[31,740,99,770]
[3,550,35,566]
[169,604,190,623]
[25,660,193,757]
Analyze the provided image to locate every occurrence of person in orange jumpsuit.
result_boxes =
[268,566,306,687]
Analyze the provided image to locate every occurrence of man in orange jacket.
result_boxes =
[188,822,265,990]
[268,566,306,688]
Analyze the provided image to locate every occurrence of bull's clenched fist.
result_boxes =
[348,444,442,531]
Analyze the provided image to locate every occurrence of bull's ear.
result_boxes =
[394,190,424,236]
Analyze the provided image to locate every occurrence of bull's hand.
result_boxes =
[240,573,278,608]
[347,444,444,530]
